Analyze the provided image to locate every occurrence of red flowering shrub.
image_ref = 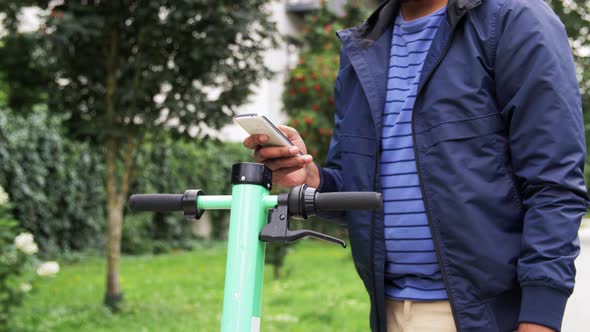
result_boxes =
[283,1,366,165]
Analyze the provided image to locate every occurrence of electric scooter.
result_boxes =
[128,162,382,332]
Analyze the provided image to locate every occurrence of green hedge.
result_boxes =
[125,137,251,254]
[0,108,105,253]
[0,108,251,254]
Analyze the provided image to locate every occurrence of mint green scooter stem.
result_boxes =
[197,163,277,332]
[218,184,277,332]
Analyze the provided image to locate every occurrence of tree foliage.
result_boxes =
[0,108,106,253]
[133,137,251,242]
[283,1,366,164]
[0,0,276,306]
[2,1,276,136]
[0,106,252,255]
[547,0,590,183]
[0,34,49,111]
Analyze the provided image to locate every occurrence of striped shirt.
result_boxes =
[381,7,448,301]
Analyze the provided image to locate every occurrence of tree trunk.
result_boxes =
[104,140,124,310]
[103,136,140,310]
[101,26,143,310]
[103,27,125,310]
[105,194,124,309]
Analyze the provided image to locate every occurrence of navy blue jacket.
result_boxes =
[316,0,588,331]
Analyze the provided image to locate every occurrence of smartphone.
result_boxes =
[234,113,303,155]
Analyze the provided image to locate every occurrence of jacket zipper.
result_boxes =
[411,25,461,331]
[371,145,381,331]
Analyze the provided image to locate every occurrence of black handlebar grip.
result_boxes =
[315,192,382,212]
[128,194,184,212]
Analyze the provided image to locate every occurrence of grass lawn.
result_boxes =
[11,241,370,332]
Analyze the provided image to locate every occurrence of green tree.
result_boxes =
[0,108,106,253]
[133,138,251,243]
[547,0,590,184]
[0,34,49,110]
[0,106,253,256]
[283,1,366,164]
[0,0,275,309]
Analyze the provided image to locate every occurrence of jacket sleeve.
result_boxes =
[494,1,589,330]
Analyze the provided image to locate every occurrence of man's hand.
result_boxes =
[518,323,555,332]
[243,125,320,188]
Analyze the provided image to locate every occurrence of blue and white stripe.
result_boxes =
[381,7,448,301]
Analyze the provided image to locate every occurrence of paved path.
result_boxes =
[562,222,590,331]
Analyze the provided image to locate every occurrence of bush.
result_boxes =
[0,188,59,331]
[283,1,366,164]
[0,220,31,331]
[151,241,173,255]
[0,107,251,255]
[0,108,105,254]
[265,243,295,280]
[132,138,251,242]
[121,214,153,255]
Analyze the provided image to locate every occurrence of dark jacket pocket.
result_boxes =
[339,134,377,157]
[417,113,505,150]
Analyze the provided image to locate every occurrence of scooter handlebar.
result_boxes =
[315,191,382,212]
[128,194,184,212]
[287,185,382,219]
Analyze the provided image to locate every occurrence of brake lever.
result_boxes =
[285,229,346,248]
[259,193,346,248]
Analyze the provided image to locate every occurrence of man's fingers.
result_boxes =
[253,145,300,162]
[265,155,312,171]
[272,166,305,182]
[277,125,301,141]
[243,134,269,149]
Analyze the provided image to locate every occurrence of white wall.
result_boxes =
[219,0,305,143]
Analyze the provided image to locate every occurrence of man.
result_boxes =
[244,0,588,331]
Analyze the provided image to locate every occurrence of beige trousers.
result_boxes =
[386,299,457,332]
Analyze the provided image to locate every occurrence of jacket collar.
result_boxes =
[351,0,482,48]
[335,0,483,141]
